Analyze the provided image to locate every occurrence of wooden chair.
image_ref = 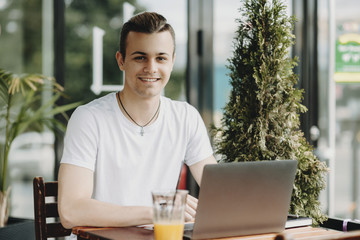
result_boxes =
[33,176,72,240]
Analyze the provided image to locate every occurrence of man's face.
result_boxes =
[116,31,175,99]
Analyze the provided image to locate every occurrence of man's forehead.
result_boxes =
[125,31,175,55]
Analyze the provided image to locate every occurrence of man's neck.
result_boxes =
[117,91,161,126]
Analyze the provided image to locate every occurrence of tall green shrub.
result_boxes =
[212,0,328,224]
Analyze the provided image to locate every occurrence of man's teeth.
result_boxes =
[142,78,158,82]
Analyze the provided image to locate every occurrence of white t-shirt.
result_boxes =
[61,93,213,206]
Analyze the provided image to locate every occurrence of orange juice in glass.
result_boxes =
[152,190,188,240]
[154,222,184,240]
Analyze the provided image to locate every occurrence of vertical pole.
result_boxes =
[352,121,359,219]
[187,0,213,126]
[187,0,214,196]
[328,0,336,217]
[53,0,65,180]
[42,0,54,78]
[42,0,55,180]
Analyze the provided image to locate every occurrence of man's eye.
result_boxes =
[134,56,146,61]
[157,57,167,61]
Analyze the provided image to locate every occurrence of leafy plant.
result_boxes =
[212,0,328,224]
[0,68,80,226]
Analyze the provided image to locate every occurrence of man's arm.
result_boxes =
[57,163,152,229]
[189,155,217,185]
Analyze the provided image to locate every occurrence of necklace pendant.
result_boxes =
[117,92,161,137]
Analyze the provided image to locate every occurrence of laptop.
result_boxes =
[184,160,298,239]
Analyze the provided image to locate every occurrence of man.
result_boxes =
[58,12,217,230]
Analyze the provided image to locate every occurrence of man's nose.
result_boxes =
[144,59,158,73]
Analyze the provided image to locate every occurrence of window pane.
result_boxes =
[64,0,129,103]
[213,0,240,126]
[318,0,360,218]
[64,0,187,104]
[0,0,55,219]
[334,0,360,219]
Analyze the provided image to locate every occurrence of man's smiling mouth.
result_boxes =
[139,77,160,82]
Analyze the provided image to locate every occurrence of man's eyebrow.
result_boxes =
[130,51,170,56]
[158,52,170,56]
[130,51,147,56]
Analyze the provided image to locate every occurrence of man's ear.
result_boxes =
[115,51,125,71]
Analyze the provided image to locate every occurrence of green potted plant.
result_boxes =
[212,0,328,224]
[0,68,80,228]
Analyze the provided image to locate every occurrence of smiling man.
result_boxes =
[57,12,217,233]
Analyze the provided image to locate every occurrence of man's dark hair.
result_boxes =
[119,12,176,59]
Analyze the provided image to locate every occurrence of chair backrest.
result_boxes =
[33,176,72,240]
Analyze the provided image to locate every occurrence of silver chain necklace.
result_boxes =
[117,92,160,136]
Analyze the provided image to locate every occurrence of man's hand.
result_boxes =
[185,194,198,222]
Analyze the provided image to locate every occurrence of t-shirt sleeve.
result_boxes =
[60,106,98,171]
[184,105,214,166]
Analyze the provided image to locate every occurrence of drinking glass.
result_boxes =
[152,190,188,240]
